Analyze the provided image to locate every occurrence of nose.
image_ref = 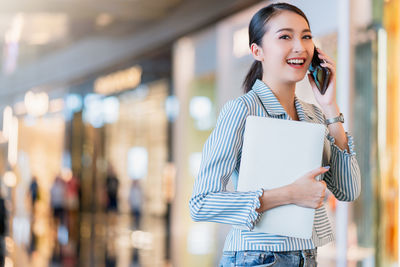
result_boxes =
[293,38,306,53]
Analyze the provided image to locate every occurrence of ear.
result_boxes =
[250,43,264,62]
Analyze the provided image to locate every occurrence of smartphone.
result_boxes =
[308,47,331,95]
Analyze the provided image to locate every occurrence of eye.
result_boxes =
[303,35,313,40]
[279,35,290,40]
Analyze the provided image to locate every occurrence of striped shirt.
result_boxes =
[189,79,361,252]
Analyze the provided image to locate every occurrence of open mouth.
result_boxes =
[286,58,305,66]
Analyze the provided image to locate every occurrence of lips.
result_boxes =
[286,58,305,65]
[286,57,306,69]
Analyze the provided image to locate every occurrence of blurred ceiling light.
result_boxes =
[8,117,18,166]
[13,102,26,116]
[96,13,113,27]
[24,91,49,117]
[94,66,142,95]
[189,96,212,120]
[2,13,24,74]
[2,106,13,140]
[66,94,83,112]
[233,27,250,58]
[128,147,148,180]
[189,96,214,130]
[165,95,180,122]
[3,171,17,187]
[5,13,24,43]
[83,94,104,128]
[103,96,119,123]
[49,98,64,113]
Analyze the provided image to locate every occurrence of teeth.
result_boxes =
[287,59,305,64]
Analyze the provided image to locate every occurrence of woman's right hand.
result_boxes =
[290,167,330,209]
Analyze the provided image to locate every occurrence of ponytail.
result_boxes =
[243,60,263,93]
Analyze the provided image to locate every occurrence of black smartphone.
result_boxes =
[308,47,331,95]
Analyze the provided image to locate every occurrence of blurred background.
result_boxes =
[0,0,398,266]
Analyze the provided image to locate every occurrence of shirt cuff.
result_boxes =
[327,132,356,156]
[245,188,264,230]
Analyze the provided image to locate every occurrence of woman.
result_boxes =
[189,2,361,266]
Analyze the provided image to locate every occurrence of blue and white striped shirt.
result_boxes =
[189,79,361,252]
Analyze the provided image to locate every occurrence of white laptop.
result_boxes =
[236,116,326,239]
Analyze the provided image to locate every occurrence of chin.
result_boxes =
[286,74,306,84]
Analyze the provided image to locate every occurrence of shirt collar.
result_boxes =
[252,79,314,122]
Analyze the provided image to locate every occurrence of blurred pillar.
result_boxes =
[378,0,400,265]
[336,0,352,266]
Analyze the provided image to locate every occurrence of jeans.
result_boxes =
[219,249,317,267]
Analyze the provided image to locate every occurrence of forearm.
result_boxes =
[190,189,263,229]
[256,185,293,213]
[322,103,350,152]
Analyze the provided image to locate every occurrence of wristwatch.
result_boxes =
[325,113,344,126]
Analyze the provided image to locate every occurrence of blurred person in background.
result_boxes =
[129,179,143,229]
[51,175,66,224]
[65,173,80,243]
[28,176,39,213]
[50,175,66,260]
[189,3,361,266]
[105,165,119,213]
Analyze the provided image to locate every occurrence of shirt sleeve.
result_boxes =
[189,99,263,230]
[323,131,361,201]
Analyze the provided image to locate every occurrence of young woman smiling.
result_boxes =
[190,3,361,266]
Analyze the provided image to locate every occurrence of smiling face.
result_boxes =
[251,10,314,85]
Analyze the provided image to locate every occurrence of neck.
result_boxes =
[262,75,297,116]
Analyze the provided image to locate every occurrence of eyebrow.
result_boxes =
[276,28,311,33]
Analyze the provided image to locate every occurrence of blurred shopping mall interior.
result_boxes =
[0,0,399,266]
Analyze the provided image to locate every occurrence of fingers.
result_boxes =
[320,61,336,78]
[308,166,330,177]
[316,48,335,64]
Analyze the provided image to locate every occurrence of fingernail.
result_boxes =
[323,166,330,169]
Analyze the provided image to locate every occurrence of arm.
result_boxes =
[256,167,330,213]
[321,104,361,201]
[189,99,263,230]
[307,48,361,202]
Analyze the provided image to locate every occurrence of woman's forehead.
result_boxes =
[265,11,310,33]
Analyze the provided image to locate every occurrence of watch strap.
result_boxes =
[325,113,344,125]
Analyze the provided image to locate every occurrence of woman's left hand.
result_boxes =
[307,48,337,109]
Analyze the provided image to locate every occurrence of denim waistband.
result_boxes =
[222,248,317,257]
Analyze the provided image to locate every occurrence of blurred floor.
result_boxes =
[9,209,169,267]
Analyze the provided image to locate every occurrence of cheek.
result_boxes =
[263,45,286,65]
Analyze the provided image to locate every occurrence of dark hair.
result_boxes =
[243,3,310,93]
